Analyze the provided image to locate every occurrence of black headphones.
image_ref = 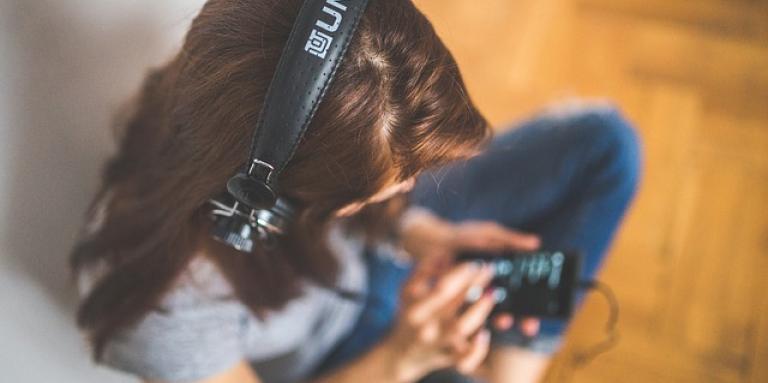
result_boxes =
[207,0,370,253]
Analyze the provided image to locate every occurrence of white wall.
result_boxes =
[0,1,205,381]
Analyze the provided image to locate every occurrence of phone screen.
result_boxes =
[457,250,582,319]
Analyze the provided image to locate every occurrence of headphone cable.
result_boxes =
[572,279,620,367]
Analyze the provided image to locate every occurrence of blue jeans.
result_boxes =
[316,105,641,374]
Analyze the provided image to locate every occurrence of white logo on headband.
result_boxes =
[304,0,348,59]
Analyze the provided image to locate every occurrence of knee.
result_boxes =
[573,105,642,195]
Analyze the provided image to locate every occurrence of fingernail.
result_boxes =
[461,262,478,273]
[479,329,491,342]
[483,264,496,279]
[523,320,540,336]
[466,285,483,301]
[491,287,507,303]
[494,315,514,330]
[482,288,496,300]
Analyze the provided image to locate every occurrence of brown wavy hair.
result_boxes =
[71,0,490,358]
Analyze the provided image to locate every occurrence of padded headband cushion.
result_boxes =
[228,0,370,209]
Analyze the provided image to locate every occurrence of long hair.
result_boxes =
[71,0,490,358]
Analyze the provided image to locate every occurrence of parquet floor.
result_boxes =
[414,1,768,382]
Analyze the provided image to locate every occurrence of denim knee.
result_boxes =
[568,106,642,199]
[487,107,642,355]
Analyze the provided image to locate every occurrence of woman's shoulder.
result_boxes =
[77,254,238,308]
[78,255,250,382]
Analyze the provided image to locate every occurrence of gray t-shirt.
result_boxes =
[77,222,369,383]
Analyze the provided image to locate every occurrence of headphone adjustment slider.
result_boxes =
[247,159,276,184]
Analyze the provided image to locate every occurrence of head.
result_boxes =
[72,0,490,357]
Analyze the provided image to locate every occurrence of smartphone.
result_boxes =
[457,250,582,319]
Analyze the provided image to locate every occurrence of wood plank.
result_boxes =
[749,279,768,382]
[630,22,768,119]
[577,0,768,42]
[697,113,768,172]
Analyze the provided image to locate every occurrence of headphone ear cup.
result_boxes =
[227,173,278,210]
[254,197,295,237]
[210,213,255,253]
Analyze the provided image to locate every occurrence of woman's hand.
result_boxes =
[398,207,542,334]
[399,207,541,261]
[314,258,518,383]
[380,259,498,382]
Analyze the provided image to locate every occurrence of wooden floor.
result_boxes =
[414,1,768,382]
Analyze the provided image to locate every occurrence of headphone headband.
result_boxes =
[227,0,370,210]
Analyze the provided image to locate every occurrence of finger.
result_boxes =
[416,320,441,344]
[492,313,514,331]
[401,256,444,304]
[437,265,493,354]
[451,289,495,341]
[456,329,491,374]
[454,222,503,251]
[438,264,495,320]
[496,228,540,251]
[455,222,540,252]
[405,263,483,325]
[521,318,540,337]
[424,351,455,376]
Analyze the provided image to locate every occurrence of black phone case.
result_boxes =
[457,250,582,319]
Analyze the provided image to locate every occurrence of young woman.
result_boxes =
[71,0,640,382]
